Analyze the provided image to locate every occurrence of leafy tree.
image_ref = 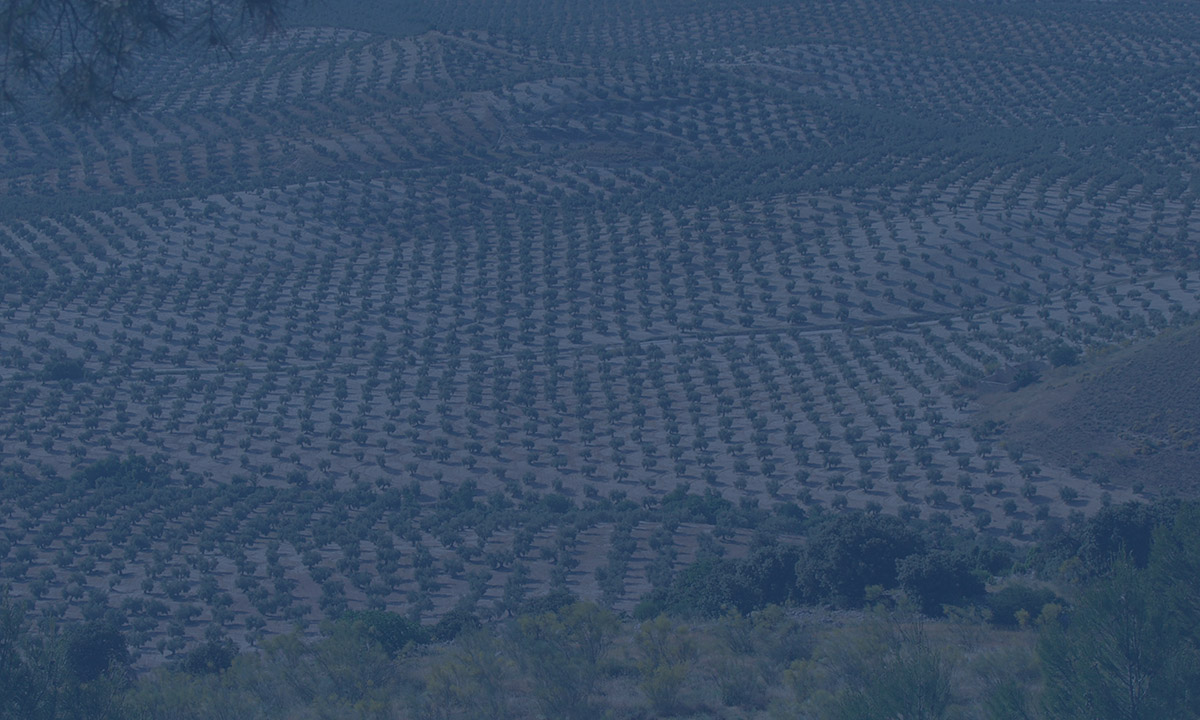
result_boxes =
[63,620,129,684]
[433,605,483,643]
[795,512,924,607]
[1032,502,1176,578]
[0,604,132,720]
[1038,559,1195,720]
[635,615,695,715]
[640,542,800,620]
[70,455,161,491]
[1080,502,1171,571]
[509,602,618,720]
[897,551,985,616]
[0,593,41,719]
[822,614,955,720]
[177,639,238,675]
[339,610,428,658]
[425,629,513,720]
[1047,343,1079,367]
[986,584,1061,628]
[1150,501,1200,608]
[40,357,86,383]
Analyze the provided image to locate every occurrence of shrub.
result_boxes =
[794,513,924,607]
[636,615,695,714]
[510,603,618,720]
[64,620,130,682]
[986,584,1061,628]
[42,356,87,383]
[178,638,239,674]
[1079,502,1169,570]
[896,551,985,616]
[824,619,954,720]
[340,610,428,657]
[517,589,578,617]
[1047,344,1079,367]
[642,543,801,619]
[1009,367,1040,390]
[71,455,161,490]
[432,605,482,642]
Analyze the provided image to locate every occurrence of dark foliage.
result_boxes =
[640,510,1009,618]
[644,558,749,619]
[1009,367,1041,391]
[1047,344,1079,368]
[69,455,163,491]
[432,606,483,643]
[986,584,1061,628]
[1078,501,1173,570]
[63,621,129,683]
[541,493,571,514]
[734,543,802,608]
[0,596,38,719]
[517,589,580,617]
[177,639,238,675]
[1030,501,1178,577]
[896,551,986,616]
[1149,504,1200,649]
[40,357,86,383]
[1039,506,1200,720]
[340,611,428,657]
[794,512,925,608]
[639,543,801,619]
[964,541,1018,577]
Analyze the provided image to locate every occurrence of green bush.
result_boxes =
[64,620,130,683]
[509,602,618,720]
[41,356,87,383]
[636,615,695,714]
[177,639,239,675]
[1047,344,1079,367]
[986,584,1061,628]
[338,610,428,657]
[896,551,985,616]
[639,543,800,619]
[70,455,162,491]
[432,605,482,643]
[794,512,924,607]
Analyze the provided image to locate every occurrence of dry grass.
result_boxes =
[981,320,1200,498]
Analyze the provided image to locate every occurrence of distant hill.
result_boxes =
[983,319,1200,497]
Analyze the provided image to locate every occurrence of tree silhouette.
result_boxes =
[1,0,291,112]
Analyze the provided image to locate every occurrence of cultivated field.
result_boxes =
[1,0,1198,666]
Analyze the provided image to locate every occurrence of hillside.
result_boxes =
[1,0,1200,669]
[983,320,1200,497]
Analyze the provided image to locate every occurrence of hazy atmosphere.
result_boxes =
[1,0,1199,717]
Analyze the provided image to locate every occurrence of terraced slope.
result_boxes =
[1,0,1198,667]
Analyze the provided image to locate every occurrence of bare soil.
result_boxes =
[979,321,1200,498]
